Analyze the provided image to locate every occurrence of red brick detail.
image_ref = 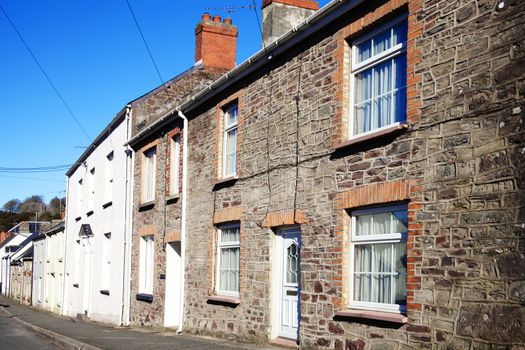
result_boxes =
[213,207,243,224]
[339,180,410,209]
[138,224,157,237]
[165,230,180,243]
[262,0,319,10]
[213,90,245,182]
[332,0,410,146]
[261,209,308,228]
[195,16,238,70]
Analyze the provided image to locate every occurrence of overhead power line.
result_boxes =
[0,174,65,183]
[0,4,92,142]
[125,0,165,85]
[0,164,72,173]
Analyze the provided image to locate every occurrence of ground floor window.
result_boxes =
[139,235,154,294]
[216,223,240,297]
[350,204,407,312]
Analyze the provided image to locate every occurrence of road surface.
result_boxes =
[0,307,59,350]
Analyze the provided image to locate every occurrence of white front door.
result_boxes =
[81,238,92,314]
[279,228,300,340]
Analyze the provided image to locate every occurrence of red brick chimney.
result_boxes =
[195,14,238,70]
[261,0,318,47]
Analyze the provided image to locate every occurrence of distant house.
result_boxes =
[9,233,38,305]
[32,233,46,309]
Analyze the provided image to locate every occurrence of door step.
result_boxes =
[269,337,299,349]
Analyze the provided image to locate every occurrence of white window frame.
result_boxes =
[349,15,408,139]
[104,152,114,204]
[215,223,240,297]
[222,103,238,178]
[139,235,154,295]
[142,147,156,203]
[169,135,181,196]
[349,203,408,313]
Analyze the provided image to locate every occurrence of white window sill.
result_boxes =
[334,123,408,150]
[206,295,240,305]
[335,309,407,323]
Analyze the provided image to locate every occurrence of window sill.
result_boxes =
[334,309,407,323]
[334,123,408,151]
[206,295,240,306]
[165,194,180,205]
[102,201,112,209]
[138,201,155,212]
[136,293,153,303]
[213,176,238,190]
[99,290,110,296]
[74,216,81,222]
[86,210,94,217]
[73,283,79,288]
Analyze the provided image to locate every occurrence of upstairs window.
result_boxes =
[142,147,156,203]
[169,135,181,196]
[350,17,407,137]
[104,152,114,204]
[222,103,238,178]
[349,204,408,313]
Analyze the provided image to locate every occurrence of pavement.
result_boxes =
[0,295,280,350]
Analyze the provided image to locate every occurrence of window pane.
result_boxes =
[394,243,407,305]
[225,128,237,175]
[356,214,372,236]
[220,247,239,292]
[355,69,372,103]
[374,244,392,304]
[221,227,239,242]
[225,105,238,126]
[373,29,391,55]
[286,243,298,284]
[392,21,408,46]
[392,210,408,233]
[356,39,371,63]
[393,55,407,124]
[355,209,407,236]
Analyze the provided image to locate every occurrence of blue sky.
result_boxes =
[0,0,330,207]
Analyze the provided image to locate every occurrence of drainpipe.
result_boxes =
[176,110,188,333]
[121,105,134,326]
[59,177,70,315]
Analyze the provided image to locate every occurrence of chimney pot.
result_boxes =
[202,13,211,21]
[212,15,221,23]
[223,17,232,25]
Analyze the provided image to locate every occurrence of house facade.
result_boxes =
[9,234,36,305]
[126,0,525,348]
[32,233,46,309]
[43,221,65,314]
[127,14,238,329]
[62,108,134,325]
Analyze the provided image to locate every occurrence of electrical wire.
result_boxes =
[0,4,92,142]
[0,174,65,182]
[0,164,72,173]
[125,0,165,86]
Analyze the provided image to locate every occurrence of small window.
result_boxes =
[349,204,407,313]
[139,235,154,294]
[216,224,240,297]
[142,147,156,203]
[101,233,111,291]
[104,152,114,203]
[350,17,407,137]
[222,103,238,178]
[88,167,95,211]
[169,135,181,195]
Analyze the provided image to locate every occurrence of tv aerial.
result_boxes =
[204,5,256,18]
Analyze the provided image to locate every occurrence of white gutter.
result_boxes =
[176,110,189,333]
[120,105,133,326]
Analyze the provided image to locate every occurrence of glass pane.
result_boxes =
[392,210,408,233]
[373,29,391,55]
[286,243,298,284]
[392,21,408,46]
[356,39,371,63]
[374,244,392,303]
[354,102,371,135]
[393,55,407,123]
[355,69,372,103]
[221,227,239,242]
[356,209,407,236]
[394,243,407,305]
[220,247,239,292]
[225,128,237,175]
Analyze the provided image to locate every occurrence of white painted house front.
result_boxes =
[32,234,47,309]
[43,221,65,314]
[63,107,134,325]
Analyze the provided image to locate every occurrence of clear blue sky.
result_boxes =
[0,0,330,207]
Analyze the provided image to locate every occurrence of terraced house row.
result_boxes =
[3,0,524,348]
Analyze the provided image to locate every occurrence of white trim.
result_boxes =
[349,16,408,138]
[142,147,156,203]
[139,235,154,295]
[348,204,408,313]
[169,135,181,196]
[215,223,240,297]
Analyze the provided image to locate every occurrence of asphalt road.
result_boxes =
[0,308,60,350]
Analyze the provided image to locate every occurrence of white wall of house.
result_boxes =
[0,233,30,296]
[32,238,46,308]
[44,228,65,314]
[63,111,133,325]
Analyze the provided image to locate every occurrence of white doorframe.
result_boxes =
[271,226,301,341]
[81,237,93,315]
[164,241,182,328]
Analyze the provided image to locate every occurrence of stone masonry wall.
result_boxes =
[129,66,223,327]
[181,0,524,348]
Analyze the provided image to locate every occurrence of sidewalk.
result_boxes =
[0,295,278,350]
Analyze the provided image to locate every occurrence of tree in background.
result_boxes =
[2,199,21,213]
[19,195,45,214]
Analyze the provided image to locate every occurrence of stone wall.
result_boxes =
[180,0,524,348]
[129,67,224,328]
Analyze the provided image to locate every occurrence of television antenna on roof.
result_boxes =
[204,5,256,18]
